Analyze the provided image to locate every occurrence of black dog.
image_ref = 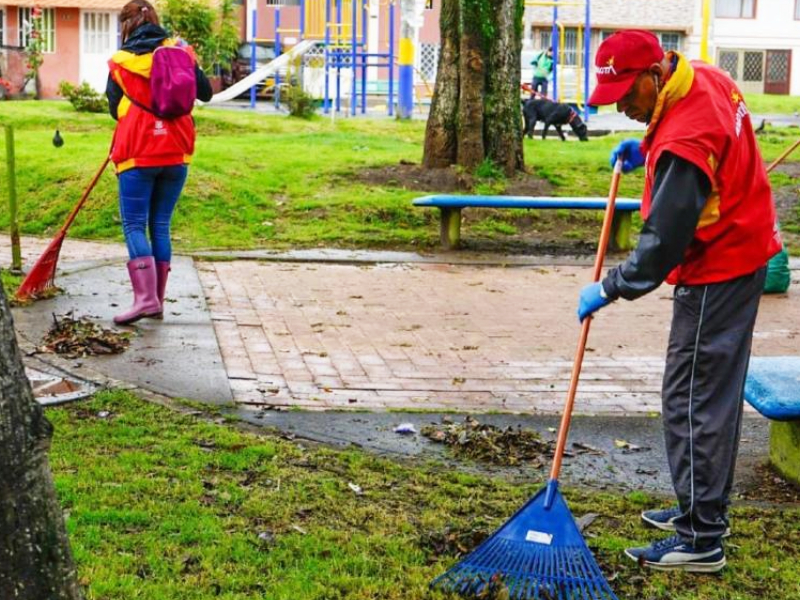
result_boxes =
[522,98,589,142]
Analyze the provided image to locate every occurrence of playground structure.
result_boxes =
[525,0,592,122]
[242,0,398,116]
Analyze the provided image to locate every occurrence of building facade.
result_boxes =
[0,0,125,98]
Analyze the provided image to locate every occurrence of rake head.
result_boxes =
[15,231,66,301]
[432,481,618,600]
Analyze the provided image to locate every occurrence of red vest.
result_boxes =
[641,61,781,285]
[108,43,196,173]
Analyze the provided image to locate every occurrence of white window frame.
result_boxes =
[0,8,6,47]
[18,7,56,53]
[657,32,682,52]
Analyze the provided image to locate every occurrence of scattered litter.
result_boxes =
[572,442,605,456]
[291,524,307,535]
[576,512,600,534]
[257,531,276,545]
[348,482,363,495]
[613,439,650,453]
[39,312,132,358]
[635,468,658,476]
[393,423,417,435]
[97,411,111,419]
[421,415,555,467]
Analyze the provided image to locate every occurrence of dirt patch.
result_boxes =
[39,313,132,358]
[737,462,800,504]
[355,161,554,196]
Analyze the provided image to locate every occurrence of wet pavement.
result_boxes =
[2,234,798,495]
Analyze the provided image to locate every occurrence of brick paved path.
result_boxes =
[4,236,796,415]
[199,260,799,414]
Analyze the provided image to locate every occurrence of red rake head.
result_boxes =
[15,232,66,301]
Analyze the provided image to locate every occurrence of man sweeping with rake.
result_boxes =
[579,30,782,572]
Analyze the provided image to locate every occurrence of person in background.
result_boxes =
[106,0,212,325]
[531,46,554,98]
[578,30,781,572]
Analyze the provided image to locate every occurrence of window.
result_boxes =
[796,0,800,19]
[716,0,755,18]
[743,51,763,81]
[0,8,5,47]
[18,7,56,53]
[83,12,111,54]
[535,27,584,67]
[658,32,681,52]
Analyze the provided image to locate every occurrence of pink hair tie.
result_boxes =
[141,6,148,12]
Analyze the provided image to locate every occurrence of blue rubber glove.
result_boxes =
[577,283,611,323]
[610,138,645,173]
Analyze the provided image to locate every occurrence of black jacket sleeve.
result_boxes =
[602,152,712,301]
[195,65,213,102]
[106,74,123,121]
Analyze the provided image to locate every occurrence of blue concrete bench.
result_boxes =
[412,195,642,251]
[744,356,800,485]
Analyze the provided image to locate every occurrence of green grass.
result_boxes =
[0,101,798,254]
[47,391,800,600]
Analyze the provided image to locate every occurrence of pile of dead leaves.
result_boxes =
[421,416,556,467]
[39,313,132,358]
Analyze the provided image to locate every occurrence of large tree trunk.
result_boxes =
[0,283,83,600]
[422,0,525,175]
[456,2,486,170]
[422,0,460,168]
[484,0,524,174]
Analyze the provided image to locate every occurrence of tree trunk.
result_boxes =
[422,0,525,175]
[456,5,486,170]
[422,0,460,168]
[484,0,525,175]
[0,282,83,600]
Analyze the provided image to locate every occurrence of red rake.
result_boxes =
[16,155,111,301]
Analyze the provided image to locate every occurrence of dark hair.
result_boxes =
[120,0,159,44]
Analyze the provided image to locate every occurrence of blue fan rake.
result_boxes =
[431,160,625,600]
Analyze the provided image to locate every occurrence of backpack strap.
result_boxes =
[123,90,157,117]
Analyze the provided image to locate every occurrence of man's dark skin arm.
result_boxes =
[602,151,712,300]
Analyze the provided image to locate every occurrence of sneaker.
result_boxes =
[642,506,732,538]
[625,534,726,573]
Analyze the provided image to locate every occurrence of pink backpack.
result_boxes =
[149,45,197,119]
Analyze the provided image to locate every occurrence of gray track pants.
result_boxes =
[662,267,766,548]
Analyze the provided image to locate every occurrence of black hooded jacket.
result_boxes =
[106,24,213,120]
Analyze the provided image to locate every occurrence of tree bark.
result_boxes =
[422,0,460,168]
[484,0,525,175]
[0,282,83,600]
[422,0,525,175]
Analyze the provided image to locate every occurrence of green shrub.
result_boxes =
[282,85,317,119]
[58,81,108,113]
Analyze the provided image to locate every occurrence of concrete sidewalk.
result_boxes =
[3,234,797,494]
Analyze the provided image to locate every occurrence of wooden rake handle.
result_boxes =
[60,155,111,235]
[549,159,623,482]
[766,137,800,174]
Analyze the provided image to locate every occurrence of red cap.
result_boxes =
[589,30,665,106]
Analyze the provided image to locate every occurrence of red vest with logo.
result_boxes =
[108,43,196,173]
[641,61,781,285]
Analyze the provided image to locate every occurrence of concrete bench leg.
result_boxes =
[439,207,462,249]
[611,212,633,252]
[770,420,800,486]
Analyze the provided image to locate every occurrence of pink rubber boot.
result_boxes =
[150,261,171,320]
[114,256,162,325]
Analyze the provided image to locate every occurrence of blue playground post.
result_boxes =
[275,7,282,109]
[250,8,257,109]
[551,4,558,101]
[351,0,357,115]
[388,1,395,116]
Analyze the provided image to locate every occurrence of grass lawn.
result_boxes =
[1,101,798,254]
[46,391,800,600]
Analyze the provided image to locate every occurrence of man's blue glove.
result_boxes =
[610,138,645,173]
[577,283,611,323]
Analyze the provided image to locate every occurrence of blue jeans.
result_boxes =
[118,165,188,262]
